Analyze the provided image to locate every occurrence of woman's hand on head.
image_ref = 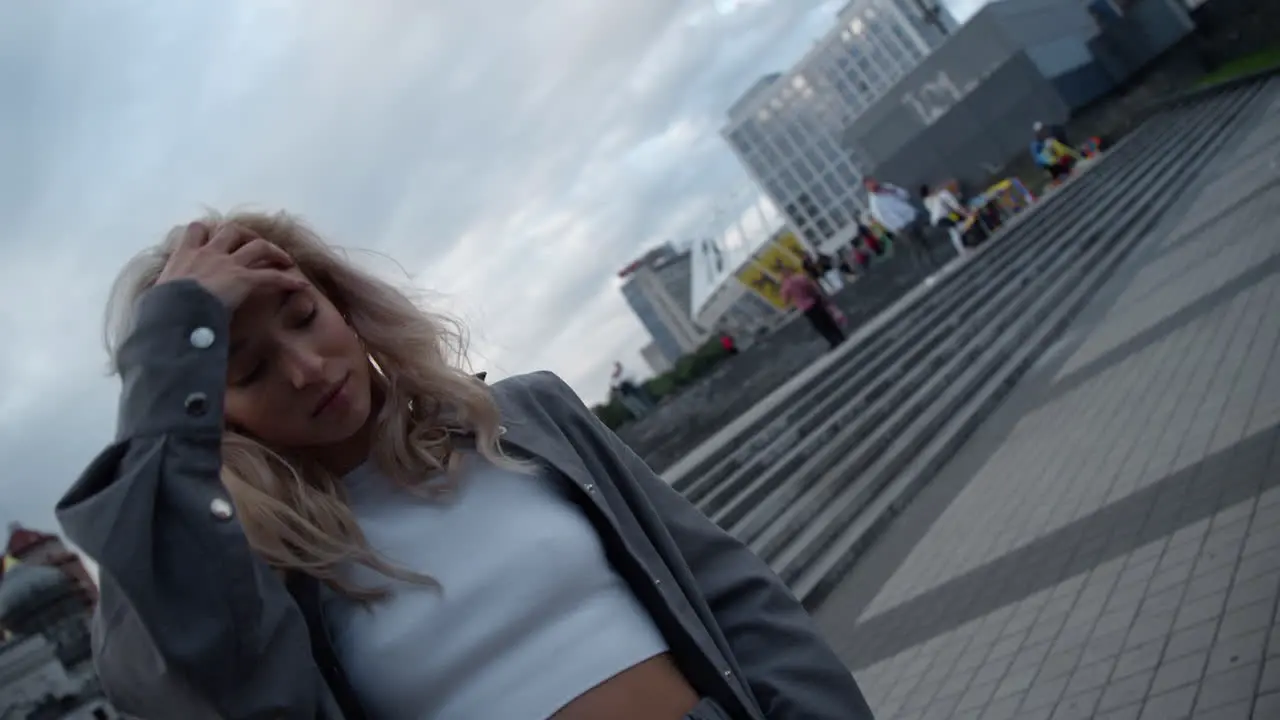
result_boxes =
[156,222,307,310]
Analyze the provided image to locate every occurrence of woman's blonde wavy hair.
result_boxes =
[105,209,525,601]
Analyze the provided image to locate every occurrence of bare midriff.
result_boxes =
[551,652,701,720]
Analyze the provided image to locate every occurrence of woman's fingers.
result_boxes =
[179,222,210,250]
[207,223,253,253]
[247,267,307,292]
[231,237,294,270]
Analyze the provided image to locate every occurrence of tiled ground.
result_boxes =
[816,90,1280,719]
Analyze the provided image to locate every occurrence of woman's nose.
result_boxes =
[282,348,326,388]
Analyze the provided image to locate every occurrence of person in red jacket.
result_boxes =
[780,267,845,349]
[719,333,738,355]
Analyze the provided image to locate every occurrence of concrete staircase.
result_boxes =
[662,76,1280,610]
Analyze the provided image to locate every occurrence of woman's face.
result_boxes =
[224,268,374,462]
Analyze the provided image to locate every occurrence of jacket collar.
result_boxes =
[488,381,599,494]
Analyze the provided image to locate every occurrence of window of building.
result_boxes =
[844,194,867,222]
[786,159,809,182]
[835,160,860,187]
[770,125,794,155]
[764,178,787,202]
[890,26,918,58]
[819,135,844,162]
[809,182,832,210]
[796,192,820,218]
[757,138,780,166]
[786,118,811,147]
[780,169,800,193]
[821,172,843,198]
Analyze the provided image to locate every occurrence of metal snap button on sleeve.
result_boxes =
[184,392,209,417]
[189,326,216,349]
[210,498,234,521]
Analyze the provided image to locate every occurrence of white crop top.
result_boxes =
[323,452,670,720]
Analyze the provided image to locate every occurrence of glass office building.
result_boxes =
[722,0,952,252]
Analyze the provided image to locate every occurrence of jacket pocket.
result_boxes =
[684,696,734,720]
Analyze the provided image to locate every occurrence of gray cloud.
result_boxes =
[0,0,848,530]
[0,0,978,531]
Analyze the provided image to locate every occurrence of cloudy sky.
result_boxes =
[0,0,983,532]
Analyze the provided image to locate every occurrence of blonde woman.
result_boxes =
[57,212,872,720]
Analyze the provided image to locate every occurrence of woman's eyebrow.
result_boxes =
[229,290,300,356]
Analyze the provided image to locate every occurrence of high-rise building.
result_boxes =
[722,0,953,252]
[0,553,116,719]
[618,244,708,366]
[4,524,96,608]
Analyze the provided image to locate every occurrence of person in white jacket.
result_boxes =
[864,177,939,269]
[921,183,971,257]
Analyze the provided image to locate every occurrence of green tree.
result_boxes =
[591,337,735,430]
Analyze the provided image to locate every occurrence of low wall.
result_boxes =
[618,254,937,471]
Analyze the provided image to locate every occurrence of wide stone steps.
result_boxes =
[664,77,1279,608]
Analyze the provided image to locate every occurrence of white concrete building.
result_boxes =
[721,0,953,253]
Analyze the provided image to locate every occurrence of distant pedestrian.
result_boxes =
[720,333,739,355]
[802,253,826,283]
[856,222,884,257]
[865,177,939,270]
[780,267,845,349]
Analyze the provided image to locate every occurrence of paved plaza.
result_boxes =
[814,93,1280,719]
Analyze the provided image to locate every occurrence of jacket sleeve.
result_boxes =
[1030,140,1047,164]
[56,280,320,720]
[534,372,873,720]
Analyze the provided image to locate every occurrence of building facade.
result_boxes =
[841,0,1194,192]
[721,0,953,253]
[4,525,96,608]
[0,556,116,719]
[619,244,708,365]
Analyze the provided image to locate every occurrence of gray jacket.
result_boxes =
[56,280,872,719]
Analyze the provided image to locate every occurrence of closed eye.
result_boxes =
[295,305,317,328]
[232,361,265,387]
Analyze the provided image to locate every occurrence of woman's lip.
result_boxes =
[313,373,350,417]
